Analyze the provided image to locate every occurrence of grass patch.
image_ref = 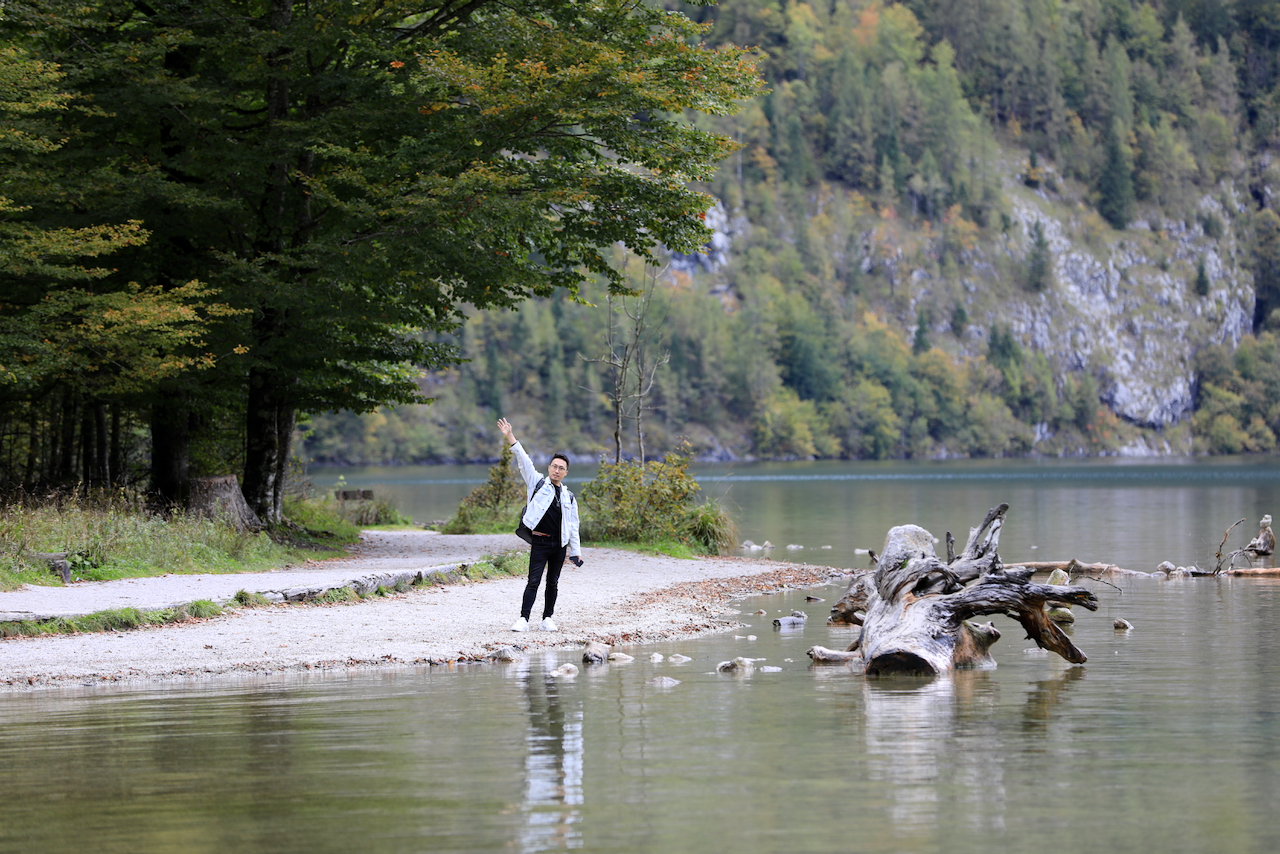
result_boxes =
[460,549,528,580]
[0,490,401,590]
[0,599,226,638]
[583,538,699,559]
[310,586,362,605]
[232,589,273,607]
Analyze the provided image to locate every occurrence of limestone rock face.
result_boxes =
[1002,193,1253,432]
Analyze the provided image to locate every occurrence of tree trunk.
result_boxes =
[109,403,122,487]
[242,366,295,525]
[273,403,296,522]
[24,406,38,485]
[80,405,95,487]
[150,397,192,506]
[239,5,296,527]
[93,400,109,487]
[811,504,1099,676]
[189,474,263,532]
[57,391,76,482]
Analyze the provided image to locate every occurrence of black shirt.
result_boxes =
[533,483,562,545]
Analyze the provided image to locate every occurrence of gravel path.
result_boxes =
[0,531,849,691]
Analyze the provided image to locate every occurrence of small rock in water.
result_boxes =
[648,676,681,688]
[668,653,692,663]
[759,666,783,673]
[821,545,833,549]
[773,610,808,629]
[854,548,869,555]
[804,595,824,602]
[716,657,754,674]
[607,652,635,663]
[1047,568,1070,586]
[741,539,763,551]
[649,653,664,663]
[490,646,523,663]
[1114,618,1134,631]
[1022,648,1049,658]
[1156,560,1176,573]
[550,663,579,677]
[1046,605,1075,624]
[747,635,757,641]
[786,543,804,550]
[582,641,610,665]
[761,541,774,549]
[753,609,768,615]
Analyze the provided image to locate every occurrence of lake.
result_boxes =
[3,457,1280,854]
[314,456,1280,571]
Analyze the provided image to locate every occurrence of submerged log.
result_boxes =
[1005,558,1149,576]
[813,504,1100,676]
[806,645,861,664]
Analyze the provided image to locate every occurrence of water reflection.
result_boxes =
[517,657,585,853]
[1019,667,1086,735]
[864,678,957,833]
[859,664,1088,841]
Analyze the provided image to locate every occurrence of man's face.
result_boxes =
[548,459,567,485]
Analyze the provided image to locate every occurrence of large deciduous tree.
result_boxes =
[3,1,760,520]
[1,44,230,489]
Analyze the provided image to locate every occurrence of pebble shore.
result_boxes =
[0,531,850,692]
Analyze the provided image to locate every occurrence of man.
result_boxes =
[498,417,583,632]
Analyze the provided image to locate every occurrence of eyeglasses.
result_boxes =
[548,463,568,471]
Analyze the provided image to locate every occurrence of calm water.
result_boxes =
[4,457,1280,853]
[317,456,1280,571]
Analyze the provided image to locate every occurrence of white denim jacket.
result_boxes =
[511,441,581,558]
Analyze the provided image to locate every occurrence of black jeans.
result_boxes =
[521,539,567,620]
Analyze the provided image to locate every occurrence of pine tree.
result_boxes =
[1194,255,1211,296]
[913,310,930,355]
[1253,209,1280,330]
[1026,220,1052,291]
[1097,119,1135,229]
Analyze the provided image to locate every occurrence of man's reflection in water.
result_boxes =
[517,655,584,853]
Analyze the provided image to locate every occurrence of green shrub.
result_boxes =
[441,444,525,534]
[580,446,735,554]
[683,499,739,554]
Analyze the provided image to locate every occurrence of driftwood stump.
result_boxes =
[189,475,263,532]
[811,504,1099,676]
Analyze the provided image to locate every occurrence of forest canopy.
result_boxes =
[0,0,761,506]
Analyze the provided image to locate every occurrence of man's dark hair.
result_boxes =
[551,453,570,467]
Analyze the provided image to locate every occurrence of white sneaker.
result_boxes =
[511,617,529,632]
[540,617,557,632]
